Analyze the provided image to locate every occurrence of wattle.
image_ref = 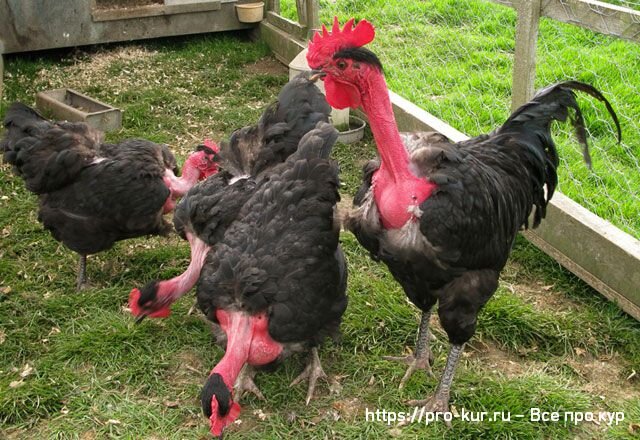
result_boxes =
[324,76,362,109]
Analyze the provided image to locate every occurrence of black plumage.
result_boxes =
[197,122,347,343]
[1,102,216,289]
[130,73,345,436]
[197,121,347,437]
[130,71,334,318]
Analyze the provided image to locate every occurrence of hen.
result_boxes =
[307,18,620,418]
[198,121,347,436]
[129,71,332,319]
[128,73,346,437]
[1,102,218,289]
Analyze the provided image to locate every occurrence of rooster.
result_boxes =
[307,18,621,419]
[1,102,219,289]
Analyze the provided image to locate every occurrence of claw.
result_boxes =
[290,347,329,405]
[383,349,434,389]
[407,393,453,428]
[234,365,265,402]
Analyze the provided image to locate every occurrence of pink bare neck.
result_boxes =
[144,232,209,315]
[163,164,200,199]
[128,231,209,319]
[212,309,283,382]
[359,71,436,229]
[207,309,283,433]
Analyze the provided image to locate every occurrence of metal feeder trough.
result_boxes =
[36,88,122,132]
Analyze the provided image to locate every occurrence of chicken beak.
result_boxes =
[135,314,147,325]
[309,70,327,82]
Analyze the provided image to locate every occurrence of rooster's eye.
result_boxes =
[336,60,348,70]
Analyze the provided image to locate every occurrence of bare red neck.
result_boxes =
[212,310,283,382]
[128,232,209,319]
[207,310,283,434]
[358,70,436,229]
[157,232,209,302]
[359,72,413,182]
[163,164,200,199]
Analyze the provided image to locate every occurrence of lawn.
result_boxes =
[0,19,639,440]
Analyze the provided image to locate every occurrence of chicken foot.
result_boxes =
[383,311,435,388]
[407,343,464,428]
[290,347,330,405]
[234,365,265,402]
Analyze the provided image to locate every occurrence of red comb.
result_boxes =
[307,17,375,67]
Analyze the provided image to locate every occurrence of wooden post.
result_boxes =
[511,0,542,110]
[266,0,280,14]
[304,0,319,38]
[295,0,307,25]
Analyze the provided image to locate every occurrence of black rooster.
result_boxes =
[307,18,621,419]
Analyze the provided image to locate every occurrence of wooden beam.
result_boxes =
[304,0,319,38]
[265,11,308,41]
[259,18,306,64]
[512,0,542,110]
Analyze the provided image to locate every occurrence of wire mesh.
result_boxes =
[279,0,640,238]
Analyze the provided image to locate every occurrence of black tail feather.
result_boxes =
[492,80,620,227]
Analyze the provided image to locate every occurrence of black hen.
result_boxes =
[129,71,332,318]
[1,102,218,289]
[198,121,347,436]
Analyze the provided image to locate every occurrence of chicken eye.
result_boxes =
[336,60,348,70]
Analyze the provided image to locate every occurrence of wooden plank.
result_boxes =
[265,0,280,14]
[512,0,542,110]
[523,193,640,320]
[92,0,221,21]
[0,1,251,53]
[265,10,308,40]
[259,18,306,64]
[487,0,640,43]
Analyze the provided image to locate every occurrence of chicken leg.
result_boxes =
[290,347,329,405]
[76,254,89,290]
[383,311,434,388]
[407,343,464,428]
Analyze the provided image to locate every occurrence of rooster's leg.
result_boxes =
[76,254,88,290]
[383,311,434,388]
[234,365,265,402]
[408,343,464,428]
[290,347,331,405]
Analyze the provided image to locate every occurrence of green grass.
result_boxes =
[1,29,639,440]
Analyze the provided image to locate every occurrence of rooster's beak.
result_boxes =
[309,70,327,82]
